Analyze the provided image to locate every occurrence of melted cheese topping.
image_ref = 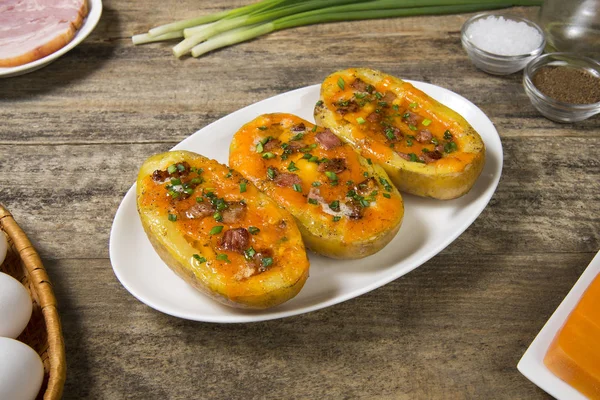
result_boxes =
[320,69,478,173]
[229,113,403,244]
[138,155,305,284]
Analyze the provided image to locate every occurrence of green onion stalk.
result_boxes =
[132,0,543,58]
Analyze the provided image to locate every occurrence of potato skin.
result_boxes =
[229,113,404,259]
[314,68,486,199]
[136,150,309,309]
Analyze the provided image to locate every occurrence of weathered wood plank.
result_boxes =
[49,252,592,399]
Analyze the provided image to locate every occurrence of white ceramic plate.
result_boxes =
[0,0,103,78]
[518,249,600,400]
[109,81,503,323]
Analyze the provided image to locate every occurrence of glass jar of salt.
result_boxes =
[461,12,545,75]
[539,0,600,57]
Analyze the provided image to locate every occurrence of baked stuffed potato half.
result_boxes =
[314,68,486,200]
[229,113,404,260]
[136,150,309,309]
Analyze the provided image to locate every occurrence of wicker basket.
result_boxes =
[0,204,66,400]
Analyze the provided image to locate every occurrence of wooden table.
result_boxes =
[1,1,598,398]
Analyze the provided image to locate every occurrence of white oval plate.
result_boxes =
[0,0,103,78]
[109,81,503,323]
[517,249,600,400]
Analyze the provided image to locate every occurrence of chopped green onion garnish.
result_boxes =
[408,124,417,131]
[213,212,222,221]
[244,247,256,260]
[431,137,439,146]
[192,254,207,263]
[409,153,419,162]
[248,226,260,235]
[191,177,203,185]
[217,254,230,263]
[422,118,432,126]
[267,167,276,179]
[360,199,370,207]
[177,164,186,172]
[375,92,383,100]
[379,177,392,192]
[333,216,341,222]
[171,178,182,185]
[316,100,323,107]
[444,141,458,153]
[409,102,418,108]
[258,126,268,131]
[256,142,264,153]
[196,196,203,203]
[329,200,340,211]
[290,132,304,141]
[293,183,302,192]
[262,152,275,159]
[357,117,366,124]
[239,181,247,193]
[168,213,177,222]
[210,226,223,235]
[308,198,318,205]
[383,193,391,199]
[337,77,345,90]
[444,130,453,140]
[309,156,319,163]
[312,181,321,187]
[367,158,372,165]
[393,104,400,111]
[363,172,369,177]
[184,188,194,195]
[167,165,177,174]
[406,138,413,146]
[287,161,299,172]
[324,171,338,181]
[261,257,273,268]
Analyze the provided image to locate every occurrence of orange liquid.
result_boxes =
[544,273,600,399]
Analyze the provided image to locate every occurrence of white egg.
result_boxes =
[0,272,33,338]
[0,337,44,400]
[0,231,7,266]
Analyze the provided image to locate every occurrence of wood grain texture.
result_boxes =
[0,1,598,398]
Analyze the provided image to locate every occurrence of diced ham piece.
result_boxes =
[318,158,347,174]
[185,202,215,219]
[0,0,90,67]
[221,202,247,224]
[404,111,423,126]
[367,112,381,123]
[219,228,250,253]
[351,78,368,92]
[416,129,433,143]
[382,91,397,103]
[262,138,281,152]
[335,101,360,115]
[290,123,306,132]
[285,141,305,153]
[273,172,302,188]
[315,129,342,150]
[421,150,443,163]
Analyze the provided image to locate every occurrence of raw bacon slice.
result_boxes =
[0,0,89,67]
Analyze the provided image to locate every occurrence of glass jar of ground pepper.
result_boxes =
[523,52,600,122]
